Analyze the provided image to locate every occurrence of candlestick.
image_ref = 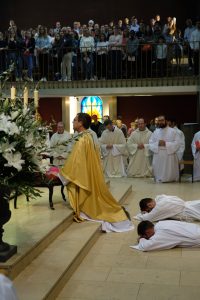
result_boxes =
[11,86,16,100]
[23,87,28,107]
[34,89,39,108]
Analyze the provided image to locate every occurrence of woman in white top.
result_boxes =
[96,33,108,79]
[79,29,95,80]
[108,28,123,79]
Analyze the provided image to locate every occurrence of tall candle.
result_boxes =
[11,86,16,100]
[34,89,39,108]
[23,87,28,107]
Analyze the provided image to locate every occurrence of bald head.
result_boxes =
[138,118,146,131]
[57,122,65,134]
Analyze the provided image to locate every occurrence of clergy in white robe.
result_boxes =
[99,119,127,177]
[131,220,200,251]
[50,122,71,166]
[173,126,185,161]
[135,194,200,222]
[168,118,185,170]
[149,115,180,182]
[191,130,200,181]
[127,118,152,177]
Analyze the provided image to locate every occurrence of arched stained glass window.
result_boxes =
[81,96,103,121]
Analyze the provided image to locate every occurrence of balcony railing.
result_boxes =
[0,42,199,88]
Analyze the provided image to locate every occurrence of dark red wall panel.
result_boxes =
[117,95,197,127]
[38,97,62,127]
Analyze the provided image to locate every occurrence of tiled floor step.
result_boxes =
[0,180,110,278]
[13,182,132,300]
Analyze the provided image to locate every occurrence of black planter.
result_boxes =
[0,185,17,262]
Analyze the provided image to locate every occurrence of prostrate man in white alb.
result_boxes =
[131,220,200,251]
[99,119,127,177]
[50,122,71,166]
[135,195,200,222]
[127,118,152,177]
[191,130,200,181]
[149,115,180,182]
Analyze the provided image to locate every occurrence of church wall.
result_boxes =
[38,94,197,132]
[1,0,198,31]
[117,94,198,128]
[39,95,117,133]
[38,97,62,131]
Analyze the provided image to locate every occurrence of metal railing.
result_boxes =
[0,42,199,85]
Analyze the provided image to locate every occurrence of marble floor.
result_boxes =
[57,177,200,300]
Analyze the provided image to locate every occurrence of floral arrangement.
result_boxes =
[0,97,49,197]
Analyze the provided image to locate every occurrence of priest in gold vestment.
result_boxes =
[60,113,133,232]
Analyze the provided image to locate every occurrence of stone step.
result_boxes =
[0,180,110,278]
[13,182,132,300]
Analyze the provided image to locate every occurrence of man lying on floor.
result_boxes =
[134,194,200,222]
[131,220,200,251]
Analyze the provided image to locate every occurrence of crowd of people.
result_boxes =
[49,114,200,183]
[0,15,199,81]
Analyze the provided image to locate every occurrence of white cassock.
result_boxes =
[99,126,127,177]
[88,128,99,148]
[0,274,18,300]
[149,126,180,182]
[135,194,200,222]
[127,128,152,177]
[50,131,71,166]
[131,220,200,251]
[191,131,200,181]
[174,126,185,161]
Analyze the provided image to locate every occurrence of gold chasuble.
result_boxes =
[60,132,128,223]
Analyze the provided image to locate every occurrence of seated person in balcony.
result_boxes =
[50,33,62,80]
[155,36,168,77]
[96,33,109,80]
[131,220,200,251]
[79,29,95,80]
[60,29,73,81]
[99,119,127,177]
[22,30,35,81]
[184,18,195,70]
[130,16,140,33]
[7,31,23,81]
[173,29,183,66]
[35,26,52,81]
[135,195,200,222]
[190,19,200,76]
[50,122,71,167]
[192,130,200,181]
[108,28,123,79]
[126,31,139,78]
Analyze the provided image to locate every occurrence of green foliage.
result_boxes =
[0,96,49,198]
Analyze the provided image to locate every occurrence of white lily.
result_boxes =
[8,122,20,135]
[11,111,20,120]
[25,133,34,148]
[3,152,25,171]
[0,141,16,153]
[0,119,9,133]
